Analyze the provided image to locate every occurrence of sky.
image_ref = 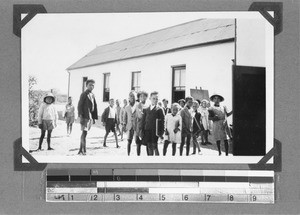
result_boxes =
[22,12,207,94]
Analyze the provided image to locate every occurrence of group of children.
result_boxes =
[36,79,232,156]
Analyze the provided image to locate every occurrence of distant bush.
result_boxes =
[29,76,45,127]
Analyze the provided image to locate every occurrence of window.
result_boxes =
[172,66,186,103]
[131,71,141,92]
[103,73,110,102]
[82,77,88,92]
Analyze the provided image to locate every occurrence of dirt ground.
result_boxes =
[28,119,233,157]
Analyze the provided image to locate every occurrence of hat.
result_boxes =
[43,92,55,103]
[210,93,224,102]
[178,99,185,104]
[201,99,209,103]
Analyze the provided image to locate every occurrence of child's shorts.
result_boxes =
[80,118,92,131]
[41,120,54,130]
[66,116,75,124]
[105,118,116,133]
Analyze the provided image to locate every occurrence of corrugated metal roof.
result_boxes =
[67,19,235,70]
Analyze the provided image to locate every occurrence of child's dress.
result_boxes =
[209,106,228,141]
[198,106,210,131]
[65,104,75,124]
[164,113,182,144]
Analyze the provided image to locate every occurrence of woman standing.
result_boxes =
[208,93,232,156]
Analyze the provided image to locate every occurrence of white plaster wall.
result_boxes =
[68,41,234,117]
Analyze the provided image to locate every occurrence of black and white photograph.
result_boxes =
[22,12,274,163]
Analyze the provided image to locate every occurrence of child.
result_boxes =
[135,91,149,156]
[64,96,75,136]
[178,99,186,111]
[77,79,98,155]
[123,91,138,155]
[141,91,164,156]
[191,101,203,155]
[179,97,193,156]
[163,103,182,156]
[101,98,120,148]
[119,99,128,141]
[37,93,58,151]
[162,99,171,115]
[115,99,122,136]
[199,99,211,145]
[208,93,232,156]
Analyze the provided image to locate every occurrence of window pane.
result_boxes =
[134,73,138,86]
[105,74,110,88]
[181,69,186,86]
[137,72,141,86]
[174,70,180,87]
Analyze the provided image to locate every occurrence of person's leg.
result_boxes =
[38,130,46,150]
[67,123,70,135]
[204,130,208,143]
[120,125,124,141]
[192,134,196,154]
[224,139,229,156]
[200,131,205,145]
[79,131,87,154]
[194,135,201,153]
[136,136,141,156]
[127,129,133,155]
[69,123,73,135]
[113,131,119,148]
[186,134,191,156]
[103,130,109,147]
[172,142,177,156]
[154,143,159,156]
[180,135,185,156]
[216,140,221,155]
[127,139,132,155]
[47,130,53,150]
[163,140,169,156]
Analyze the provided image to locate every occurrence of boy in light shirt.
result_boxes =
[37,93,58,151]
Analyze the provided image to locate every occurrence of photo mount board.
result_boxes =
[14,2,282,171]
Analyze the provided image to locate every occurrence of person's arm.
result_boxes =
[178,115,182,133]
[37,104,44,125]
[164,114,168,135]
[77,92,85,118]
[141,108,146,132]
[119,109,124,124]
[224,106,233,117]
[180,110,186,133]
[158,108,165,137]
[101,108,107,123]
[93,98,98,121]
[54,106,58,127]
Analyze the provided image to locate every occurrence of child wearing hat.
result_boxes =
[208,93,232,156]
[37,93,58,151]
[163,103,182,156]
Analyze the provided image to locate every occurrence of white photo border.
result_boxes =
[21,11,274,164]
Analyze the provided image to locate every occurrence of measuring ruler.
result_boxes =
[46,169,274,203]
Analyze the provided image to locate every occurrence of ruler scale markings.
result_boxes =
[45,169,274,203]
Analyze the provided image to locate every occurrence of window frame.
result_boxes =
[103,73,110,102]
[131,71,141,92]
